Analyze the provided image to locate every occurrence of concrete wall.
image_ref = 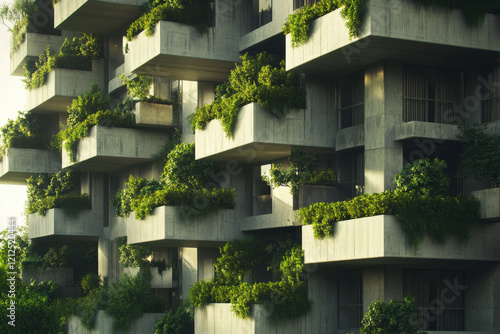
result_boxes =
[134,101,176,128]
[0,148,61,185]
[67,311,163,334]
[394,122,460,142]
[302,215,500,264]
[471,187,500,220]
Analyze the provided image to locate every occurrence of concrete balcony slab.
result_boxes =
[302,215,500,264]
[0,148,61,185]
[134,101,176,128]
[126,207,242,247]
[126,20,239,81]
[394,121,460,142]
[26,60,104,114]
[54,0,143,35]
[286,0,500,77]
[195,103,333,162]
[471,188,500,221]
[28,208,103,241]
[62,126,169,173]
[10,33,66,76]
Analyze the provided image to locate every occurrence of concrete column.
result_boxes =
[364,61,403,193]
[181,247,199,301]
[181,80,198,144]
[493,264,500,331]
[98,236,109,280]
[363,266,385,313]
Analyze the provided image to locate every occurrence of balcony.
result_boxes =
[471,187,500,221]
[123,267,177,289]
[394,121,459,142]
[302,215,500,264]
[126,20,240,81]
[335,125,364,151]
[286,0,500,76]
[68,311,163,334]
[54,0,143,35]
[195,103,333,162]
[0,148,61,185]
[126,207,242,247]
[10,33,66,76]
[134,101,177,128]
[26,60,104,114]
[61,126,169,173]
[28,208,103,241]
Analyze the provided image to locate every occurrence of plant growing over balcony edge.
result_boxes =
[190,52,306,138]
[0,111,50,157]
[119,74,174,105]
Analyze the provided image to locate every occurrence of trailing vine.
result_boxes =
[190,52,305,137]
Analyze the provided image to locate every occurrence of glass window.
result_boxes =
[252,0,272,30]
[293,0,321,10]
[337,72,364,129]
[339,270,363,329]
[481,64,500,123]
[337,149,364,200]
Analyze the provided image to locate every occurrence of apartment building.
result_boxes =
[3,0,500,333]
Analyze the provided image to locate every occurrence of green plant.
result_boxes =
[1,0,39,53]
[393,158,450,197]
[126,0,214,41]
[360,296,423,334]
[80,273,102,296]
[116,236,153,268]
[120,74,173,105]
[190,52,305,137]
[155,303,194,334]
[457,124,500,187]
[0,111,48,156]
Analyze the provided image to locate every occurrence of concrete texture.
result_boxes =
[302,215,500,264]
[126,0,244,81]
[26,60,104,114]
[336,125,364,151]
[195,102,334,162]
[28,208,103,240]
[54,0,143,35]
[394,121,460,141]
[0,148,61,185]
[126,207,242,247]
[134,101,176,128]
[22,267,73,287]
[123,267,176,289]
[68,311,163,334]
[286,0,500,77]
[471,188,500,220]
[61,126,169,172]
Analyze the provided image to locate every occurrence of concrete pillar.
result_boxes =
[181,80,198,144]
[181,247,199,301]
[363,266,385,313]
[493,264,500,331]
[98,236,109,280]
[364,61,403,193]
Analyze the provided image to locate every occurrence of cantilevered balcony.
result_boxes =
[28,208,103,241]
[26,60,104,114]
[62,126,169,173]
[126,207,242,247]
[54,0,144,35]
[134,102,177,128]
[471,188,500,221]
[394,121,460,142]
[195,103,334,162]
[10,33,66,76]
[286,0,500,76]
[302,215,500,264]
[0,148,61,185]
[126,20,240,81]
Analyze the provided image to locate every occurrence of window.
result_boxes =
[293,0,321,10]
[339,270,363,329]
[481,64,500,123]
[337,149,364,200]
[253,164,272,215]
[252,0,272,30]
[337,72,364,129]
[403,66,464,124]
[404,269,465,331]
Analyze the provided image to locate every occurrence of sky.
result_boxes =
[0,0,29,232]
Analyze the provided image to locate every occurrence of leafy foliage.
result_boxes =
[27,170,90,216]
[116,236,153,269]
[393,158,450,197]
[360,296,423,334]
[457,124,500,187]
[190,52,305,137]
[155,303,194,334]
[189,238,310,319]
[0,111,48,156]
[112,143,235,219]
[126,0,214,41]
[120,74,173,105]
[1,0,39,53]
[80,272,102,296]
[264,149,336,194]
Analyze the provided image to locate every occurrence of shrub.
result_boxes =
[393,158,450,197]
[116,236,153,268]
[190,52,305,137]
[0,111,48,156]
[0,0,39,53]
[154,303,194,334]
[80,273,102,296]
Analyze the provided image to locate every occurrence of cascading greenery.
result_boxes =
[0,111,49,156]
[190,52,306,138]
[299,158,480,250]
[119,74,174,105]
[23,33,103,89]
[112,143,235,220]
[264,148,336,194]
[126,0,213,41]
[26,170,90,216]
[189,238,311,319]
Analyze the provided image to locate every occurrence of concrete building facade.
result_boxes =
[4,0,500,333]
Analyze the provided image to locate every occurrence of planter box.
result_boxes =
[68,310,163,334]
[394,121,460,141]
[26,60,104,113]
[28,208,103,240]
[0,148,61,185]
[126,20,239,82]
[62,126,169,172]
[54,0,143,35]
[302,215,500,264]
[22,267,73,287]
[195,103,333,162]
[471,187,500,220]
[123,267,177,289]
[126,207,242,247]
[134,101,176,128]
[294,185,337,210]
[286,0,500,76]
